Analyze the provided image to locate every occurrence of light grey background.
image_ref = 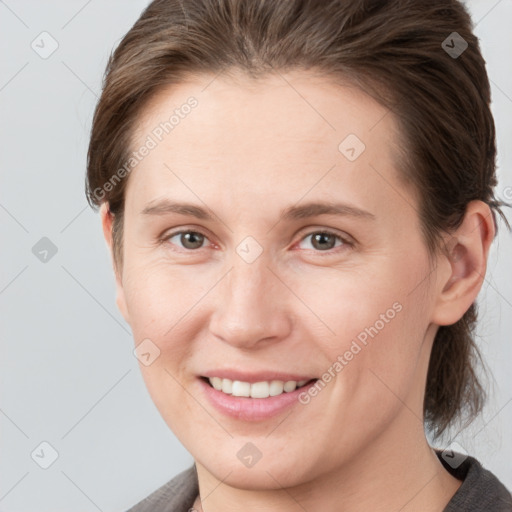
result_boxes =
[0,1,510,510]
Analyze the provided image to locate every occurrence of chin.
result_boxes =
[195,445,319,490]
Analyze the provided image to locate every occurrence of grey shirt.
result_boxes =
[126,451,512,511]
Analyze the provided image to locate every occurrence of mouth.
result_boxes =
[198,375,319,421]
[200,376,318,398]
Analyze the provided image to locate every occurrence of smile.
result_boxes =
[206,377,313,398]
[199,376,319,421]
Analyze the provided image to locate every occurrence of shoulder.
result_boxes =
[436,450,512,512]
[126,464,198,512]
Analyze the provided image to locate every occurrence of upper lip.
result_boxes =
[200,370,317,383]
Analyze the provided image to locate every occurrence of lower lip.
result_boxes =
[198,378,318,422]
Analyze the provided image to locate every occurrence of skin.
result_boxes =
[100,70,494,512]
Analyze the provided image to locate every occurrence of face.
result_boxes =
[109,70,444,489]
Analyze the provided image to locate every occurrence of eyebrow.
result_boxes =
[140,199,375,221]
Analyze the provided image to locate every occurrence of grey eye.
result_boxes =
[299,231,344,251]
[168,231,207,250]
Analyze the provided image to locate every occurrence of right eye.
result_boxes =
[162,230,211,251]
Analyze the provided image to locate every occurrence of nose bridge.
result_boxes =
[231,252,270,306]
[209,247,290,347]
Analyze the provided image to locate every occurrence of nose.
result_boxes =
[208,252,293,350]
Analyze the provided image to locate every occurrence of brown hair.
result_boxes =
[86,0,510,439]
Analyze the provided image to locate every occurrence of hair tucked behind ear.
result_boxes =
[86,0,510,439]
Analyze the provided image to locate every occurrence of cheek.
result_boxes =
[295,258,425,353]
[122,258,209,337]
[121,262,203,431]
[300,254,433,402]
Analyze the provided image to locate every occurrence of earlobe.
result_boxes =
[431,200,495,326]
[99,202,131,325]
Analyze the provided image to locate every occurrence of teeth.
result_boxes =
[283,380,297,392]
[221,378,233,394]
[208,377,310,398]
[210,377,222,390]
[250,381,269,398]
[232,380,251,397]
[269,380,284,396]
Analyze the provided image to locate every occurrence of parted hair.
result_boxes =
[86,0,509,439]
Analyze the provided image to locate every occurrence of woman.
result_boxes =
[86,0,512,510]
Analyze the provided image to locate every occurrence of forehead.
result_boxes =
[134,69,394,148]
[125,69,406,216]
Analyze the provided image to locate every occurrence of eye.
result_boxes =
[296,230,352,253]
[163,230,210,251]
[161,228,353,254]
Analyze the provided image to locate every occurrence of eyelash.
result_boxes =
[160,228,354,255]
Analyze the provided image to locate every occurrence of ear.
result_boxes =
[431,200,495,326]
[99,202,131,325]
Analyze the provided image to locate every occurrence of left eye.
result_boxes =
[296,231,348,252]
[163,229,349,253]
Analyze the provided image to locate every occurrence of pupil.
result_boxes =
[183,232,203,249]
[313,233,334,250]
